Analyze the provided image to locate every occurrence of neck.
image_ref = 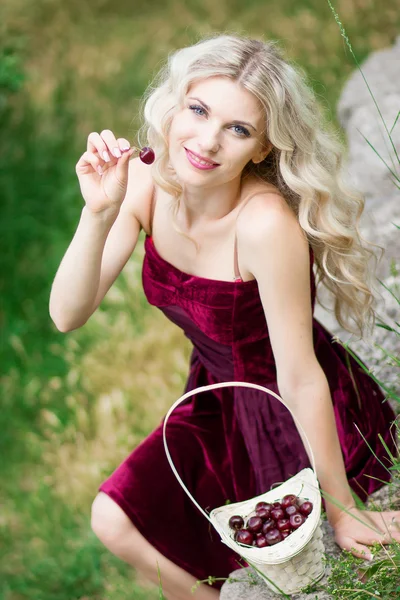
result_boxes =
[179,177,243,233]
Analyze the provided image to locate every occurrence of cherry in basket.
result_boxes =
[228,515,244,530]
[235,529,253,545]
[281,494,298,509]
[228,494,313,548]
[299,501,313,516]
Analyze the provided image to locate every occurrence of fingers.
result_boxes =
[79,130,136,180]
[369,512,400,544]
[76,151,104,176]
[115,147,136,181]
[87,130,133,161]
[380,520,400,544]
[351,544,374,561]
[337,535,374,561]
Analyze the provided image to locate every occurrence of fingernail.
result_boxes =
[368,554,374,561]
[97,166,103,175]
[121,143,130,151]
[113,147,122,158]
[102,151,111,162]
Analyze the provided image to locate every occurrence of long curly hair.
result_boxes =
[137,33,383,338]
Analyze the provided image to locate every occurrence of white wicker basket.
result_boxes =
[163,381,325,595]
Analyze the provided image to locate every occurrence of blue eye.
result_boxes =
[189,104,206,116]
[232,125,250,138]
[188,105,251,138]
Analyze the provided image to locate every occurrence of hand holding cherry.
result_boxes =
[228,494,314,548]
[75,129,155,214]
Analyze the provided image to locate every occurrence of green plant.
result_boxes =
[323,544,400,599]
[2,2,400,599]
[322,2,400,597]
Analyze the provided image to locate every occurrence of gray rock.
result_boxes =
[314,35,400,404]
[221,35,400,600]
[337,35,400,203]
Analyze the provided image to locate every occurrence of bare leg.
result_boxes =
[91,492,220,600]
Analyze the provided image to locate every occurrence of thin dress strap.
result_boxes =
[149,186,156,237]
[233,234,242,282]
[233,191,261,282]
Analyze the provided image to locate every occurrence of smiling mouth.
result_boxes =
[184,148,219,167]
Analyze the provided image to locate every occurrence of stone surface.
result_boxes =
[220,35,400,600]
[314,36,400,405]
[337,35,400,204]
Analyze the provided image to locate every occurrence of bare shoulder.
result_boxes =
[119,156,155,232]
[236,186,309,276]
[234,185,320,392]
[237,184,300,237]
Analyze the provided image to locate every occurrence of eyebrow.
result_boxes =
[188,97,258,132]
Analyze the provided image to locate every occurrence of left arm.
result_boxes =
[238,194,400,560]
[238,195,354,524]
[282,377,355,524]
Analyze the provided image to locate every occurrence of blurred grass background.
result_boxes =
[1,1,399,598]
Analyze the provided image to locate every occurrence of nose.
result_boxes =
[197,122,221,154]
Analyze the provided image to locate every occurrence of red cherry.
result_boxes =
[272,501,282,509]
[247,516,263,533]
[276,518,291,532]
[285,505,299,517]
[299,501,313,516]
[256,536,269,548]
[255,501,272,511]
[229,515,244,531]
[262,519,276,535]
[265,529,283,545]
[282,531,290,539]
[281,494,298,509]
[289,513,306,530]
[139,146,155,164]
[271,508,285,521]
[235,529,254,545]
[255,506,272,520]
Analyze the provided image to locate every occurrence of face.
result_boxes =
[167,76,269,188]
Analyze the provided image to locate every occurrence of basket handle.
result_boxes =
[162,381,316,524]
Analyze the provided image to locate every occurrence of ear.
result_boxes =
[252,142,273,164]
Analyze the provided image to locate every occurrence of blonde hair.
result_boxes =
[137,33,383,338]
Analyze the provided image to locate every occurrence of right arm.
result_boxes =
[49,131,154,332]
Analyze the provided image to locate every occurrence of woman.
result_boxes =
[50,34,400,600]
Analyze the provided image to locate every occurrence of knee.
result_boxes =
[91,492,133,550]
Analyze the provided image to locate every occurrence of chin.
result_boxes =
[170,150,213,184]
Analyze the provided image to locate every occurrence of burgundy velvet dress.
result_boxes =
[99,232,397,589]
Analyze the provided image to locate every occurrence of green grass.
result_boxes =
[1,0,400,598]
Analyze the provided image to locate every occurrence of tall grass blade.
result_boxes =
[319,488,387,535]
[326,0,400,166]
[333,338,400,402]
[157,562,167,600]
[378,279,400,306]
[377,433,398,465]
[373,344,400,368]
[356,129,400,184]
[353,422,394,476]
[375,323,400,337]
[243,557,292,598]
[390,110,400,135]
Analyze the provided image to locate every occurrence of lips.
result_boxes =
[184,147,219,166]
